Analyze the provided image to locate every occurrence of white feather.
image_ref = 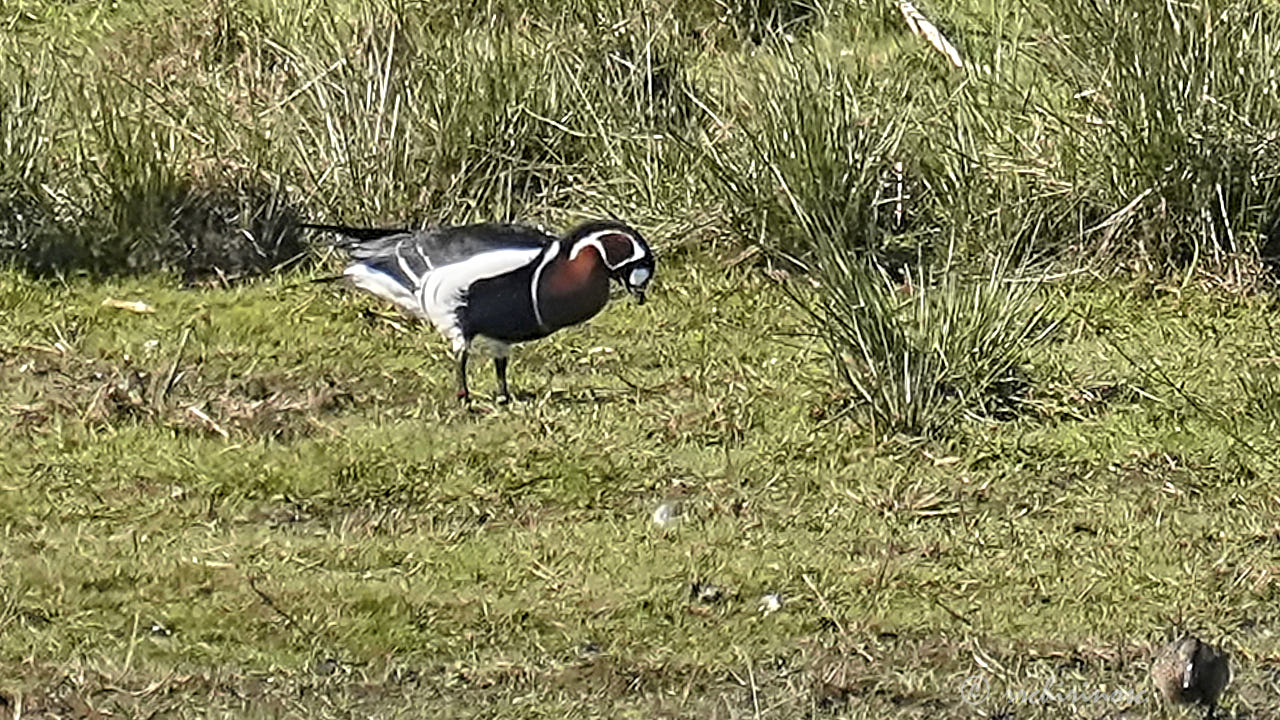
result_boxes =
[415,247,543,337]
[344,264,425,319]
[529,240,561,329]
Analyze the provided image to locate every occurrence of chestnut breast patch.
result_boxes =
[545,244,601,296]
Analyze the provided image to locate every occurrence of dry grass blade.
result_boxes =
[898,0,964,69]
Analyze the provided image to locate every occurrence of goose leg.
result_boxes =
[494,356,510,404]
[455,348,470,401]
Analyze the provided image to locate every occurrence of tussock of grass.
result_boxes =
[793,252,1057,438]
[1039,0,1280,273]
[695,46,909,258]
[0,1,712,276]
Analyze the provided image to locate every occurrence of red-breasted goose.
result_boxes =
[305,220,656,402]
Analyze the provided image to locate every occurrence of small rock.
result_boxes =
[314,658,339,677]
[690,581,724,605]
[758,593,783,616]
[652,500,683,529]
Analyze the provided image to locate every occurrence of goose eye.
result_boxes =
[629,267,651,287]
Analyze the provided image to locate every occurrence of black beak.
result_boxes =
[626,283,646,305]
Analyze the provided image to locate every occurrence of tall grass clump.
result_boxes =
[908,74,1087,262]
[0,2,709,277]
[714,0,833,43]
[801,249,1054,437]
[0,46,65,266]
[0,9,307,278]
[282,7,700,227]
[697,48,910,259]
[697,49,1057,436]
[1039,0,1280,275]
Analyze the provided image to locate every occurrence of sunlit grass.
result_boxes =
[5,256,1280,717]
[4,0,1280,717]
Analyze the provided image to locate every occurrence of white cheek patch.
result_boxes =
[629,267,651,287]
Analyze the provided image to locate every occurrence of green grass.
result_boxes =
[5,254,1280,718]
[5,0,1280,717]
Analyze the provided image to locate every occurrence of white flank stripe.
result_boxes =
[414,243,434,269]
[529,240,559,329]
[415,247,542,338]
[568,230,646,268]
[395,251,417,286]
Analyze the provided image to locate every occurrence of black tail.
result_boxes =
[300,223,412,243]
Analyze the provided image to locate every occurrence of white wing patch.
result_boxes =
[345,246,542,349]
[415,247,543,338]
[568,229,646,269]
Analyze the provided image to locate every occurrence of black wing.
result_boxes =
[305,222,556,290]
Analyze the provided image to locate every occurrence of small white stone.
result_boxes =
[652,501,683,528]
[691,582,724,604]
[758,593,783,616]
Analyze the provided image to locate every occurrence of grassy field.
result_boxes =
[4,0,1280,718]
[6,244,1280,718]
